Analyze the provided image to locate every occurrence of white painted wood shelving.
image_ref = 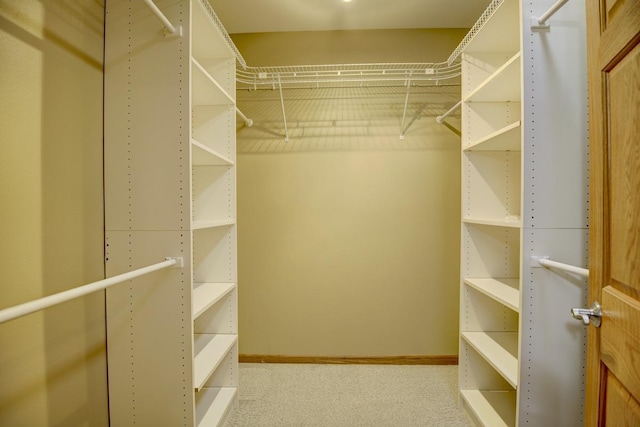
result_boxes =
[104,0,238,425]
[457,0,589,425]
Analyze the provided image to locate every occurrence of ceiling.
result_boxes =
[208,0,493,34]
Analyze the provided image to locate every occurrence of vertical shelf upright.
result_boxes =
[457,0,589,426]
[104,0,238,425]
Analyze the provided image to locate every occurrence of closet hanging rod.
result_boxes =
[531,0,571,28]
[531,256,589,279]
[0,257,183,324]
[143,0,182,37]
[436,100,462,123]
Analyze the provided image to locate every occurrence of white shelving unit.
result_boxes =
[104,0,238,425]
[458,0,589,426]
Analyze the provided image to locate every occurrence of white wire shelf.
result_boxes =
[197,0,462,89]
[448,0,507,64]
[236,62,462,89]
[198,0,468,137]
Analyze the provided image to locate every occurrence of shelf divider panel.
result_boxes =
[465,121,521,152]
[462,217,522,228]
[464,278,519,312]
[465,53,521,103]
[192,219,236,230]
[192,58,235,106]
[193,282,236,320]
[192,139,234,166]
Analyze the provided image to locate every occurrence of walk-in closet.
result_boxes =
[2,0,639,426]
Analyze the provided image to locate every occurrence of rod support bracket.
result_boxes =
[164,25,183,38]
[165,257,184,268]
[530,255,550,268]
[530,17,550,31]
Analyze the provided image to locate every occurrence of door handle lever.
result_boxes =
[570,301,602,327]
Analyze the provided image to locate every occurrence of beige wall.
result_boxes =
[231,28,467,65]
[234,30,464,357]
[0,1,108,425]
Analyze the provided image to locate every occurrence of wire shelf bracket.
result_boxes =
[399,76,413,140]
[277,75,289,142]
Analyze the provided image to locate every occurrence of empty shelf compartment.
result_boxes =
[461,389,516,427]
[193,282,236,320]
[461,331,518,388]
[195,386,237,427]
[194,334,237,392]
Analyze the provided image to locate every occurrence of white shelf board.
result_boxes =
[192,58,234,107]
[191,0,233,61]
[195,386,237,427]
[466,53,521,103]
[461,332,518,388]
[464,278,520,312]
[463,217,522,228]
[461,389,516,427]
[193,334,237,392]
[465,121,521,152]
[192,139,234,166]
[193,282,236,320]
[464,0,520,54]
[192,218,236,230]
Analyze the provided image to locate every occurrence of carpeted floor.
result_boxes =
[225,363,471,426]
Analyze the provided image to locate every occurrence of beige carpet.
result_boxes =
[226,363,471,426]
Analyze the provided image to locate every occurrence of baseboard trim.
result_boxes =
[239,354,458,365]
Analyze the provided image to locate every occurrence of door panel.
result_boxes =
[604,373,640,425]
[604,0,624,22]
[600,287,640,401]
[600,0,640,66]
[608,43,640,293]
[587,0,640,425]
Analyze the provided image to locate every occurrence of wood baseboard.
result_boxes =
[239,354,458,365]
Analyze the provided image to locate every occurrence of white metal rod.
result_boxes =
[235,107,253,127]
[537,0,570,25]
[399,78,412,140]
[143,0,179,35]
[436,100,462,124]
[277,74,289,142]
[0,258,178,325]
[538,258,589,279]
